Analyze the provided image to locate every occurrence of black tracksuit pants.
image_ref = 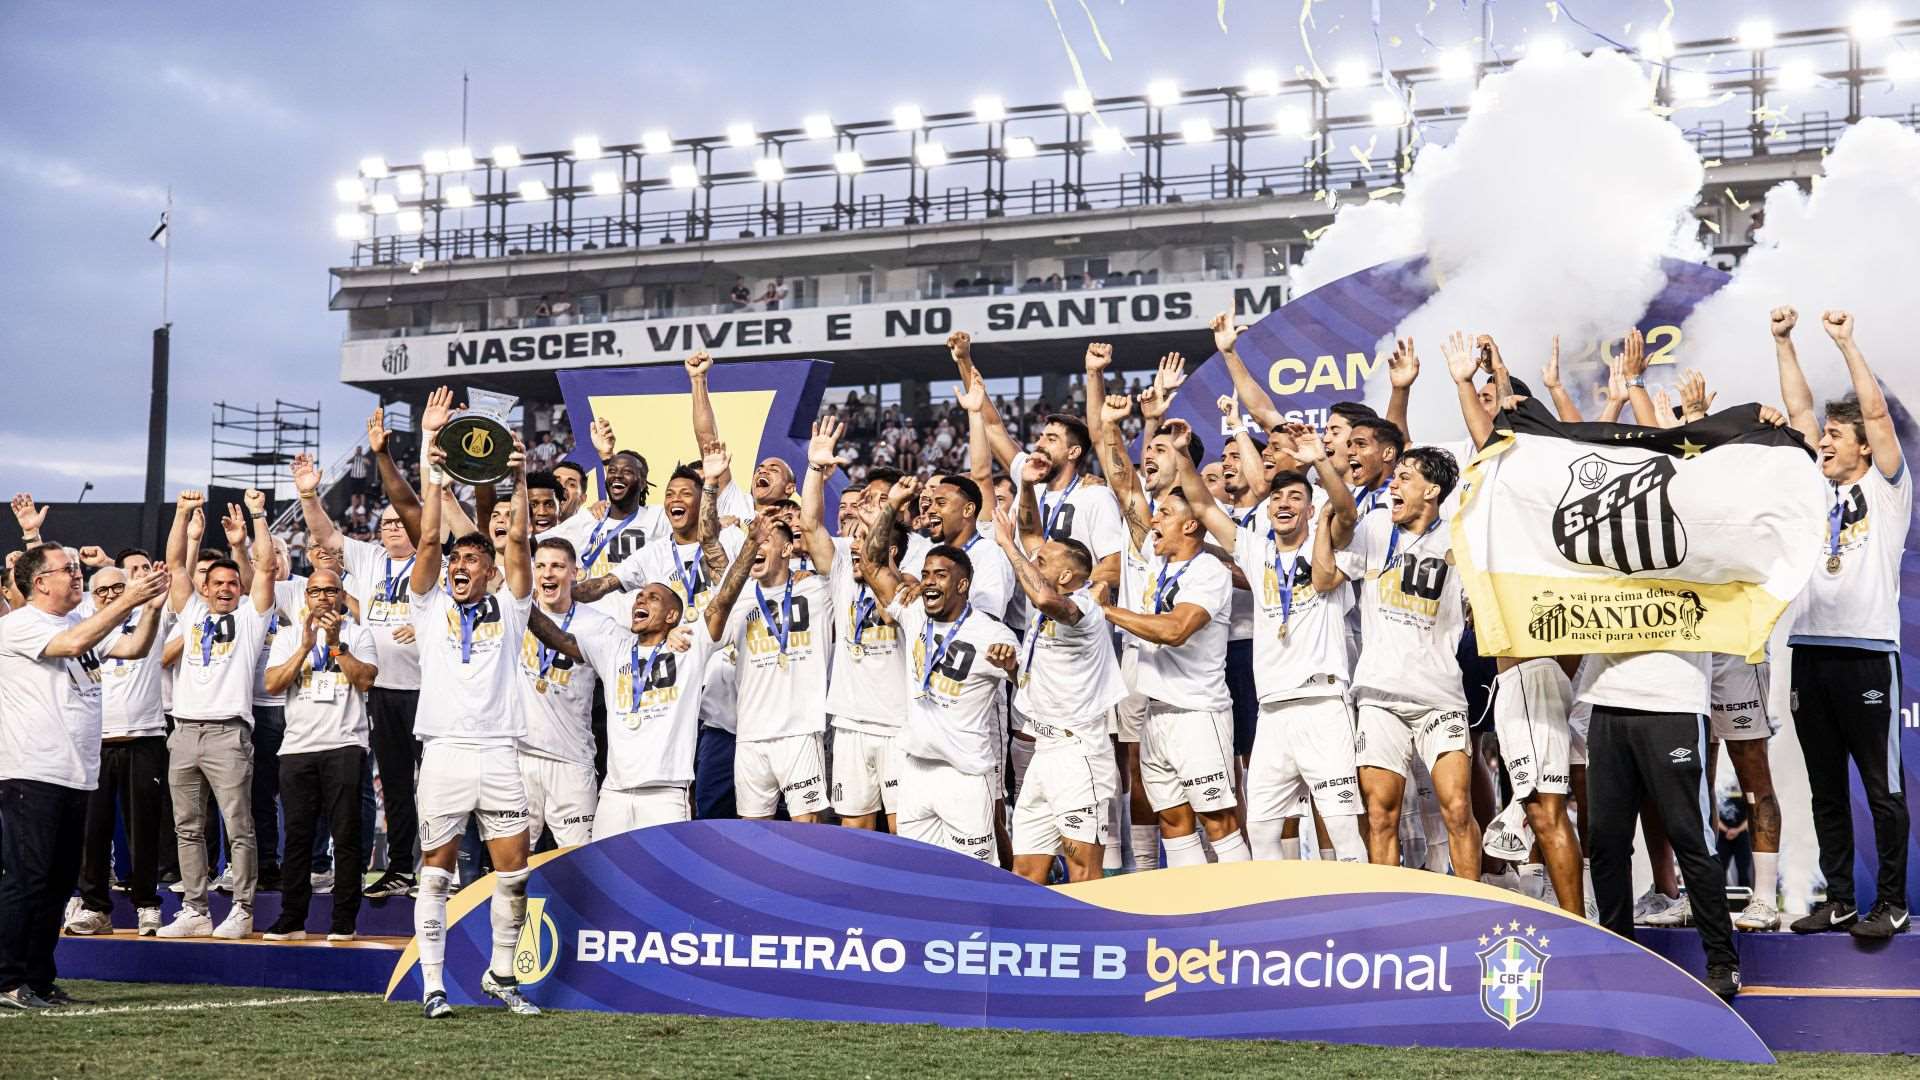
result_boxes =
[1791,645,1909,909]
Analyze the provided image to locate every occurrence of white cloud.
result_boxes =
[160,64,298,126]
[0,145,168,208]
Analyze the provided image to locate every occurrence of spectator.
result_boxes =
[729,278,752,310]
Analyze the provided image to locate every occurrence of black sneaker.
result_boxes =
[365,871,415,899]
[37,985,87,1006]
[0,987,52,1010]
[1849,901,1911,940]
[1703,964,1742,1001]
[1790,900,1858,934]
[262,916,307,941]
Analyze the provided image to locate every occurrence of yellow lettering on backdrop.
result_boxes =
[584,391,777,502]
[1265,352,1386,396]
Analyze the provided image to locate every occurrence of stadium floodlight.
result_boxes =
[726,122,756,148]
[1063,86,1096,113]
[446,147,475,171]
[1672,70,1712,101]
[670,163,701,188]
[1146,79,1179,107]
[1737,20,1776,50]
[833,150,865,175]
[518,179,550,201]
[803,113,835,140]
[892,103,924,130]
[1180,117,1216,143]
[1370,98,1408,127]
[1089,126,1126,153]
[1274,105,1313,138]
[444,184,476,209]
[1888,51,1920,81]
[334,178,367,203]
[972,95,1006,122]
[915,141,949,167]
[1334,58,1369,88]
[572,134,603,160]
[422,149,451,174]
[1852,6,1895,40]
[369,192,399,215]
[334,213,368,240]
[491,144,522,168]
[1637,29,1675,61]
[753,157,786,183]
[1778,59,1819,91]
[1525,35,1568,63]
[591,170,621,196]
[1243,68,1281,96]
[1436,48,1476,80]
[393,170,424,197]
[395,209,424,234]
[1004,135,1038,158]
[642,129,673,155]
[359,156,389,179]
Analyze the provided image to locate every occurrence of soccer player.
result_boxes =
[259,569,377,942]
[857,497,1021,861]
[1210,311,1379,489]
[687,349,796,522]
[1774,307,1910,939]
[551,416,666,611]
[512,537,609,848]
[1317,446,1481,879]
[406,386,541,1019]
[156,490,277,939]
[1707,654,1784,930]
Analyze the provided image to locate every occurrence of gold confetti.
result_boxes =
[1298,0,1328,86]
[1043,0,1098,118]
[1724,189,1750,210]
[1370,186,1404,199]
[1351,134,1379,172]
[1304,224,1331,240]
[1702,158,1722,167]
[1314,189,1328,202]
[1650,104,1676,117]
[1388,34,1403,47]
[1217,0,1228,33]
[1702,219,1721,234]
[1546,1,1560,21]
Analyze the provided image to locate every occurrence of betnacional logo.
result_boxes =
[1478,925,1551,1030]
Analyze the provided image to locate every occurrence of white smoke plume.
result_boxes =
[1679,117,1920,417]
[1294,49,1705,437]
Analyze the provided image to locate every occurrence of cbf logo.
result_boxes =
[1552,453,1687,575]
[382,342,409,375]
[511,897,561,985]
[1477,924,1551,1029]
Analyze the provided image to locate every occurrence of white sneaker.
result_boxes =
[1642,893,1692,927]
[155,908,214,938]
[63,907,113,936]
[212,868,237,893]
[211,905,253,939]
[168,879,186,894]
[1735,898,1781,932]
[137,907,163,936]
[1480,867,1523,893]
[1632,888,1665,923]
[310,870,335,892]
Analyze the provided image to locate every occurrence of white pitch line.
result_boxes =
[0,992,364,1020]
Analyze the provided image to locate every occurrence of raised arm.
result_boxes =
[1597,355,1630,423]
[1540,337,1585,422]
[166,491,204,613]
[1310,501,1348,592]
[245,489,274,614]
[991,503,1081,624]
[368,407,426,546]
[56,567,167,659]
[526,606,586,662]
[503,437,532,599]
[704,516,769,642]
[686,349,720,451]
[410,386,454,596]
[1384,336,1417,440]
[290,453,344,555]
[798,418,842,571]
[1824,311,1901,477]
[220,504,254,587]
[1209,311,1282,432]
[1620,328,1660,428]
[947,332,1020,469]
[1010,461,1045,555]
[1770,307,1819,446]
[103,581,170,660]
[1166,429,1240,552]
[1083,341,1114,444]
[1219,394,1273,503]
[1434,333,1496,449]
[1141,352,1187,448]
[698,444,732,578]
[1092,395,1152,550]
[859,478,919,609]
[10,495,48,548]
[954,369,995,489]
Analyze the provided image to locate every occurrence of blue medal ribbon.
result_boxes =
[1828,489,1847,558]
[1270,530,1304,629]
[582,507,640,570]
[1038,474,1080,538]
[311,637,331,673]
[384,555,415,603]
[676,548,703,615]
[629,638,667,712]
[921,604,972,692]
[851,584,876,649]
[753,580,794,660]
[1382,517,1442,571]
[1152,557,1193,614]
[538,604,576,678]
[1354,482,1388,514]
[457,601,483,663]
[199,616,216,667]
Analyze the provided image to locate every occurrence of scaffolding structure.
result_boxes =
[210,400,321,495]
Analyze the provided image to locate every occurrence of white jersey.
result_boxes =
[698,644,739,734]
[824,539,907,735]
[1339,514,1467,713]
[1220,500,1265,641]
[1010,453,1126,565]
[1012,588,1127,756]
[723,574,833,743]
[1117,529,1157,653]
[1130,550,1234,712]
[514,603,611,766]
[1430,438,1479,518]
[252,577,308,709]
[889,598,1017,776]
[0,606,105,789]
[100,607,171,739]
[610,532,747,629]
[1576,650,1711,716]
[410,584,533,743]
[576,620,719,790]
[340,538,423,690]
[551,504,670,621]
[1791,463,1911,649]
[269,620,377,755]
[1234,524,1352,703]
[173,596,271,725]
[902,533,1015,623]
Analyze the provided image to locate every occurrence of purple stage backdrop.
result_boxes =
[386,822,1770,1063]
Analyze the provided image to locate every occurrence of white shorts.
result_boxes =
[734,732,827,819]
[830,726,902,817]
[518,752,599,848]
[591,785,690,841]
[896,754,996,861]
[1710,655,1776,742]
[1355,702,1470,779]
[1138,701,1237,814]
[417,740,531,851]
[1568,701,1590,766]
[1111,648,1148,743]
[1247,695,1361,822]
[1012,749,1117,856]
[1491,659,1573,799]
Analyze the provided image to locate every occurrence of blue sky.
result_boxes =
[0,0,1870,500]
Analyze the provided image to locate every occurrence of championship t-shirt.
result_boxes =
[1012,589,1127,756]
[1791,462,1912,648]
[409,584,533,742]
[1010,453,1126,564]
[173,595,272,725]
[1233,523,1352,703]
[722,574,833,743]
[824,539,907,735]
[610,532,747,629]
[1339,513,1468,713]
[551,504,669,620]
[252,577,308,709]
[698,644,739,735]
[340,538,422,690]
[1219,499,1265,641]
[269,620,377,755]
[1576,650,1710,716]
[576,619,719,790]
[901,533,1015,622]
[514,602,612,767]
[1131,551,1234,712]
[0,606,105,788]
[100,607,171,738]
[888,598,1018,776]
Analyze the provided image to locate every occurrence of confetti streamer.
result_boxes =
[1351,134,1379,171]
[1075,0,1114,61]
[1546,2,1559,21]
[1724,189,1750,210]
[1217,0,1228,33]
[1702,219,1721,235]
[1370,185,1405,199]
[1304,224,1331,240]
[1298,0,1328,86]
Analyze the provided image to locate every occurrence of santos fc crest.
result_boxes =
[1551,453,1687,575]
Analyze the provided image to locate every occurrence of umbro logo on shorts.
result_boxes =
[1337,789,1356,802]
[1064,814,1084,826]
[1514,770,1530,783]
[1203,787,1223,798]
[1732,715,1753,728]
[1668,747,1693,763]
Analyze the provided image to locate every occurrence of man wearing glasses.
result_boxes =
[0,540,169,1009]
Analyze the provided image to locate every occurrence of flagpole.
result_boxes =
[143,189,173,547]
[162,187,172,326]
